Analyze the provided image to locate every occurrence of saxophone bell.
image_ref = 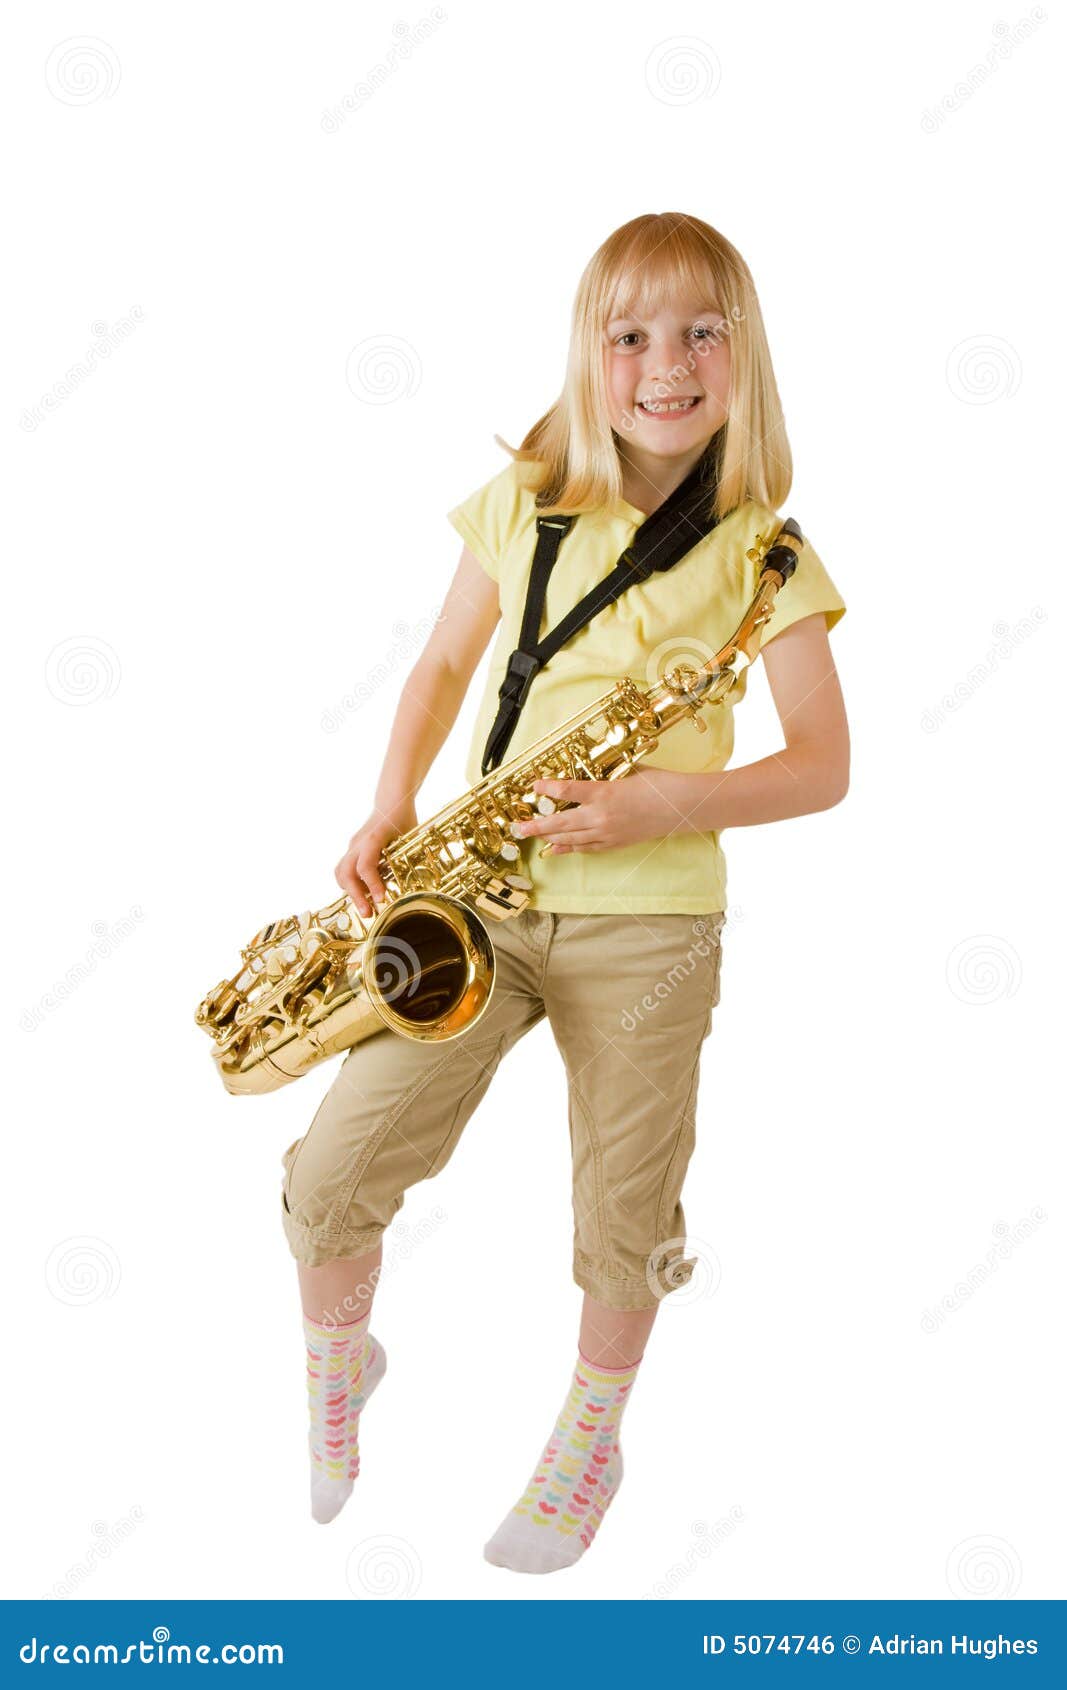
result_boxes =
[359,891,495,1042]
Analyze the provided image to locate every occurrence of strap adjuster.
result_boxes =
[620,545,652,581]
[498,649,541,708]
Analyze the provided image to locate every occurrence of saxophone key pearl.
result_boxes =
[504,874,533,890]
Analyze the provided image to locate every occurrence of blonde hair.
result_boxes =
[497,211,792,520]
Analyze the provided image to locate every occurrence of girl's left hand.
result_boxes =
[512,769,687,854]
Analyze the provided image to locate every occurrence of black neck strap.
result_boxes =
[480,457,722,777]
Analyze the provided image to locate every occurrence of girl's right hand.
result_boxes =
[335,803,417,919]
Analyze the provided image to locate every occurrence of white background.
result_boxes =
[2,0,1061,1605]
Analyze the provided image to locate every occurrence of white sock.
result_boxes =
[303,1310,387,1524]
[483,1350,642,1573]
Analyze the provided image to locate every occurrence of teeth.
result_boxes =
[638,397,699,414]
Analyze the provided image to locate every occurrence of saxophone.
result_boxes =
[196,519,802,1094]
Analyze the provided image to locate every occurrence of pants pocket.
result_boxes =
[698,912,726,1013]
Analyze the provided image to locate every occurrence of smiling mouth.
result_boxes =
[635,396,702,416]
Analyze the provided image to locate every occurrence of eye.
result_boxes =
[613,331,643,348]
[690,321,725,343]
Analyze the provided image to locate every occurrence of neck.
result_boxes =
[617,441,711,517]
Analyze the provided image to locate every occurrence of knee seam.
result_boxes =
[652,1045,703,1244]
[568,1081,615,1268]
[327,1032,503,1240]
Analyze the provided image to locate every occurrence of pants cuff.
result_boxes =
[572,1249,697,1311]
[281,1203,386,1268]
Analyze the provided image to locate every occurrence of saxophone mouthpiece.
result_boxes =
[763,516,803,584]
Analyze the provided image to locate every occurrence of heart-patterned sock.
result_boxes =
[303,1309,387,1524]
[483,1349,642,1573]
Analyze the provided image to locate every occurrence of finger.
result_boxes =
[336,863,373,918]
[513,809,586,838]
[541,832,603,854]
[357,855,388,904]
[532,778,598,801]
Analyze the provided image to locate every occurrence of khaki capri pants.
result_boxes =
[281,905,725,1312]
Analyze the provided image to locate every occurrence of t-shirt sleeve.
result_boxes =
[758,525,847,651]
[446,462,525,583]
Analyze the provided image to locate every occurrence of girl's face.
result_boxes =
[602,294,732,465]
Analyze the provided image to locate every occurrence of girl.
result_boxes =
[280,211,849,1573]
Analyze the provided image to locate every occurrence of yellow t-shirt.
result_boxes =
[447,459,846,914]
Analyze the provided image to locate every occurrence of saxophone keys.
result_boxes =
[265,946,295,980]
[501,835,522,855]
[519,791,558,815]
[504,873,533,890]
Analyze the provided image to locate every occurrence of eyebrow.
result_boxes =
[607,304,725,326]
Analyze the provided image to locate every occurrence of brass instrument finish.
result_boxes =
[196,524,801,1093]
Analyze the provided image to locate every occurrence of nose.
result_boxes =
[644,334,690,386]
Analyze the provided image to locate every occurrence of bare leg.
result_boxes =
[297,1241,383,1325]
[578,1291,658,1368]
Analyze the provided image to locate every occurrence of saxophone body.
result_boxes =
[196,521,802,1094]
